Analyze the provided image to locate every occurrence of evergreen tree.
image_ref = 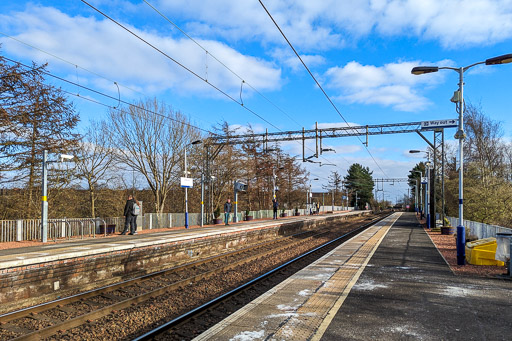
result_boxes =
[0,54,79,215]
[344,163,374,209]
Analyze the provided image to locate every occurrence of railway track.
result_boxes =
[0,212,389,340]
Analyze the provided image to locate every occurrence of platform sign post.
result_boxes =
[181,148,193,229]
[233,181,247,223]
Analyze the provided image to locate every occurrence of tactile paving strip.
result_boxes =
[194,213,401,341]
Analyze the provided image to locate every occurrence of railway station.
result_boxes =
[2,1,512,340]
[0,210,511,340]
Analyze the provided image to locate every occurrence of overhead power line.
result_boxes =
[2,56,215,135]
[142,0,303,129]
[257,0,389,179]
[80,0,282,132]
[80,0,349,170]
[0,31,217,129]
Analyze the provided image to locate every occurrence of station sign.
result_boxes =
[421,119,457,130]
[234,181,248,192]
[180,177,193,188]
[421,177,428,184]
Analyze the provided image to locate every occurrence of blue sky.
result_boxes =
[1,0,512,200]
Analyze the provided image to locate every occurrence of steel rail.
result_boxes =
[134,212,392,340]
[9,225,345,340]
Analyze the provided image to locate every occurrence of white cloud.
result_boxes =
[324,60,451,111]
[154,0,512,50]
[315,122,361,129]
[228,123,266,134]
[0,5,281,98]
[270,48,326,72]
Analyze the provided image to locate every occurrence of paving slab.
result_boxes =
[319,212,512,341]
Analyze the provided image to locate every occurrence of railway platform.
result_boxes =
[0,210,368,313]
[195,212,512,340]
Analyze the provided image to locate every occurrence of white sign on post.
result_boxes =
[180,177,193,188]
[421,119,458,130]
[421,177,428,184]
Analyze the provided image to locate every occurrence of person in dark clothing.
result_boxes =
[224,199,232,225]
[272,198,279,219]
[121,195,138,235]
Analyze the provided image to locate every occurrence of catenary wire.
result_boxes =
[80,0,282,132]
[257,0,389,179]
[0,31,218,130]
[79,0,350,170]
[2,56,215,135]
[142,0,304,129]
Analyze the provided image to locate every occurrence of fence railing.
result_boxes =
[0,205,353,243]
[447,216,512,239]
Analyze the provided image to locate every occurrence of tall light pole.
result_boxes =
[410,150,433,227]
[184,140,202,229]
[41,150,49,243]
[272,166,285,200]
[412,53,512,264]
[414,170,423,217]
[308,178,319,214]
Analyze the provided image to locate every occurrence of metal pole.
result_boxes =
[272,168,276,200]
[200,173,204,227]
[184,148,189,229]
[431,134,437,229]
[441,129,446,225]
[456,67,466,265]
[234,186,238,223]
[41,150,48,243]
[415,180,419,214]
[426,166,430,228]
[331,189,334,212]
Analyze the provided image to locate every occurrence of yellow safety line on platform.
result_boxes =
[193,213,401,341]
[310,212,401,341]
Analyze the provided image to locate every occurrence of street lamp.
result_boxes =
[41,150,75,242]
[410,150,434,228]
[414,170,423,218]
[308,178,319,214]
[272,166,285,200]
[184,140,202,229]
[412,53,512,265]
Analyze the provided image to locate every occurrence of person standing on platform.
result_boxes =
[224,198,232,226]
[272,198,279,219]
[121,194,139,235]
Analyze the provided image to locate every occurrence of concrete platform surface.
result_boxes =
[320,212,512,341]
[194,213,400,340]
[195,212,512,341]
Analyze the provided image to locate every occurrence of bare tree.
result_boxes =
[108,98,200,213]
[76,120,116,217]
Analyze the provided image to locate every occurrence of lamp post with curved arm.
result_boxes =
[412,53,512,265]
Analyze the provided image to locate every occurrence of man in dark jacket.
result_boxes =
[272,198,279,219]
[224,199,232,225]
[121,195,137,235]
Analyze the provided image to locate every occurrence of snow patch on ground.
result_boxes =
[277,304,298,311]
[383,325,424,339]
[229,329,265,341]
[298,289,311,297]
[440,285,483,298]
[353,279,388,291]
